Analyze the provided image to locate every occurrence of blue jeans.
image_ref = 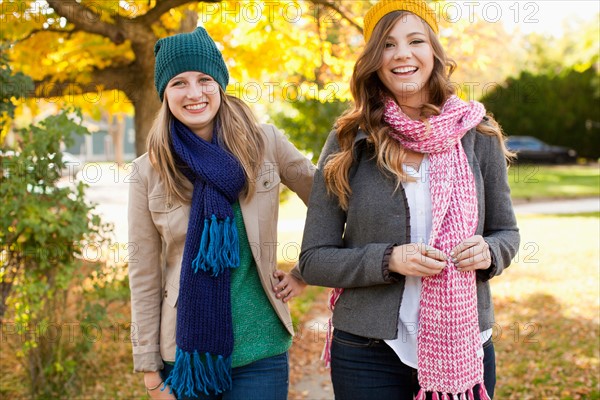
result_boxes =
[159,352,289,400]
[330,329,496,400]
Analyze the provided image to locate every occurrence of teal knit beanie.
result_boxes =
[154,27,229,101]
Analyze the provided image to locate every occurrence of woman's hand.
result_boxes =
[450,235,492,272]
[389,243,447,277]
[144,371,176,400]
[272,270,307,303]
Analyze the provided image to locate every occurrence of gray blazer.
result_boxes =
[299,128,520,340]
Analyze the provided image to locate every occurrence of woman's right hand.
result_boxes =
[389,243,447,277]
[144,371,176,399]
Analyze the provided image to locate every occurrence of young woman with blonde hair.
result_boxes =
[299,1,519,399]
[128,27,314,400]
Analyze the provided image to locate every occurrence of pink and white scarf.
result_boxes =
[324,95,490,400]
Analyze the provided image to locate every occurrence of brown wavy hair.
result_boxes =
[146,89,265,204]
[323,11,512,210]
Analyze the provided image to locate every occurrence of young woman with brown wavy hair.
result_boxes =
[299,1,519,399]
[128,27,314,400]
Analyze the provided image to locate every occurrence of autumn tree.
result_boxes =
[3,0,535,157]
[1,0,362,156]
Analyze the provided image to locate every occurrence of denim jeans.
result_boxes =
[330,329,496,400]
[159,352,289,400]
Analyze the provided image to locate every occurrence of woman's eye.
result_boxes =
[411,39,425,45]
[171,81,184,86]
[199,77,213,83]
[385,42,395,48]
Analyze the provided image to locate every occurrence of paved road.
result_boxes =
[512,197,599,215]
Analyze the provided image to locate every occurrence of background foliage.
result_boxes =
[0,51,115,398]
[481,67,600,159]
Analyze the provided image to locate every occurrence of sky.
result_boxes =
[476,0,600,36]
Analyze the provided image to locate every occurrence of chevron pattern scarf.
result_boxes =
[323,95,490,400]
[164,119,246,397]
[384,95,489,399]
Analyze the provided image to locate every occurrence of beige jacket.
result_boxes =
[128,124,314,372]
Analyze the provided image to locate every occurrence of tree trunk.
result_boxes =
[132,82,161,156]
[109,114,125,165]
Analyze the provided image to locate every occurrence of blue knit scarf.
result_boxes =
[164,119,246,397]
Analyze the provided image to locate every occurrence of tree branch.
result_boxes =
[135,0,221,26]
[309,0,363,32]
[46,0,125,44]
[33,64,136,98]
[14,28,77,44]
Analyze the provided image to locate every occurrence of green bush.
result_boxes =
[481,67,600,159]
[271,98,349,162]
[0,50,113,398]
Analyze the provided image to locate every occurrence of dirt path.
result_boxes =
[289,289,334,400]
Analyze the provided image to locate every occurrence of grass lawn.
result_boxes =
[508,164,599,201]
[492,214,599,399]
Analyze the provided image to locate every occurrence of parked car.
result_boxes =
[505,136,577,164]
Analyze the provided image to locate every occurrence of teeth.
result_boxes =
[392,67,417,74]
[185,103,207,110]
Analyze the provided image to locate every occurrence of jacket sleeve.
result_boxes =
[268,124,315,205]
[299,131,394,288]
[476,134,521,281]
[128,158,163,372]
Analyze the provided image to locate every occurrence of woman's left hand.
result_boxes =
[272,270,307,303]
[450,235,492,272]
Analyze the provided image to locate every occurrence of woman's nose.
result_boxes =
[185,82,203,98]
[393,44,411,60]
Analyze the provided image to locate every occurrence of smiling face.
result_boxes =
[377,13,435,110]
[164,71,221,141]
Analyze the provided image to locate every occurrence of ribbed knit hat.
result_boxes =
[363,0,439,43]
[154,27,229,101]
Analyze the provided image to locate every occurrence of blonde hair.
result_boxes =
[146,89,265,204]
[323,11,512,210]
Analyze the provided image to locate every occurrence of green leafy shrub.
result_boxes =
[0,48,113,398]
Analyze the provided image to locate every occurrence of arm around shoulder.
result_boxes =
[299,131,394,288]
[264,124,315,205]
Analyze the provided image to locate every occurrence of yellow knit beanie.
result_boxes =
[363,0,438,42]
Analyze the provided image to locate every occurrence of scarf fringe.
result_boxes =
[192,215,240,275]
[165,347,232,397]
[416,388,484,400]
[479,383,492,400]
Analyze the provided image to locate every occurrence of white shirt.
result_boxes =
[385,156,491,368]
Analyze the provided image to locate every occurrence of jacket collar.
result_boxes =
[354,129,368,144]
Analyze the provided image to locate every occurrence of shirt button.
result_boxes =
[263,181,270,188]
[166,202,173,209]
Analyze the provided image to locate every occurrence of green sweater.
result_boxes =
[230,202,292,367]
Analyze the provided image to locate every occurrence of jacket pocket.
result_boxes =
[333,329,379,348]
[163,281,178,308]
[160,281,178,349]
[148,196,184,243]
[148,196,183,213]
[255,170,281,193]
